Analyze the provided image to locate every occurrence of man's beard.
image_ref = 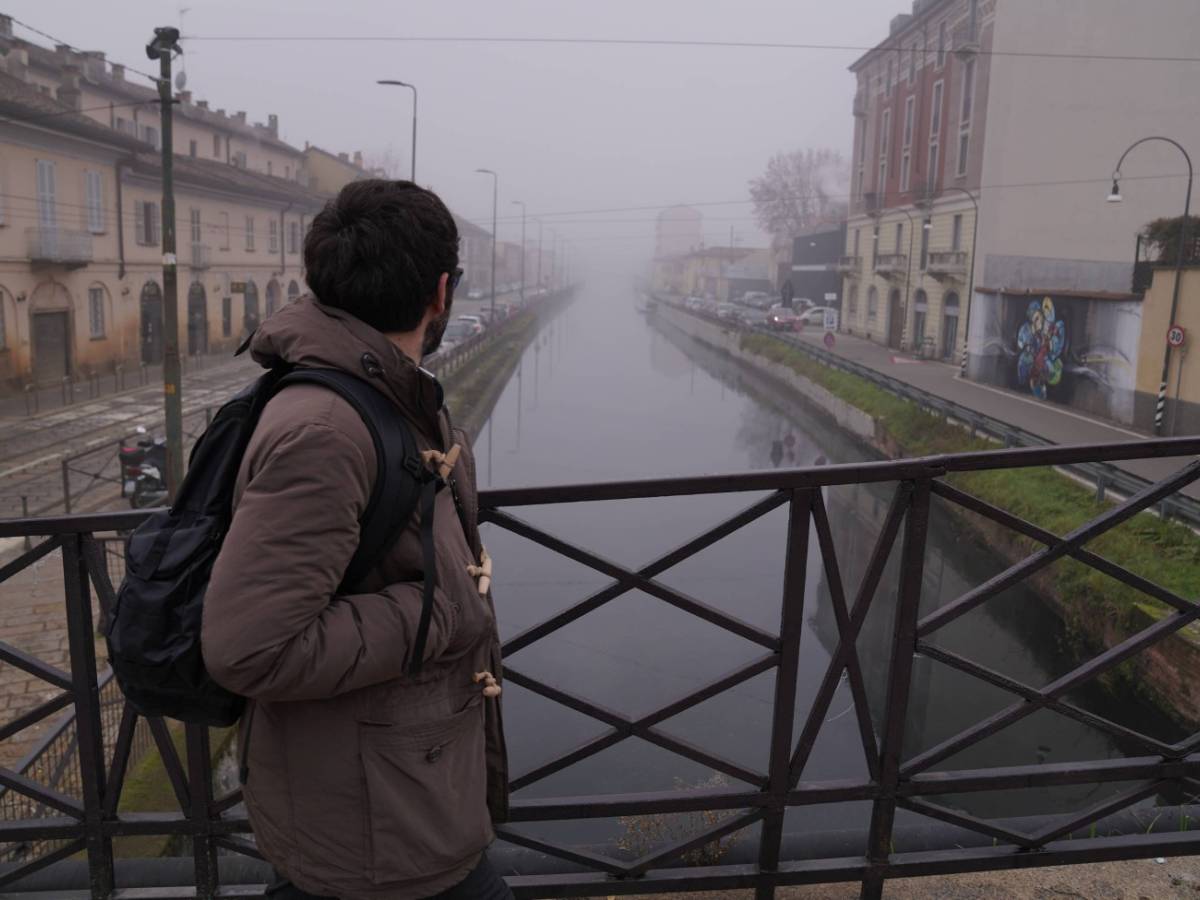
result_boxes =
[421,296,454,357]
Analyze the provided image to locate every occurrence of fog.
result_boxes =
[10,0,909,280]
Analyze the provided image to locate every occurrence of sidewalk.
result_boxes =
[794,329,1198,497]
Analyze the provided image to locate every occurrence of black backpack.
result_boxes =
[107,366,440,727]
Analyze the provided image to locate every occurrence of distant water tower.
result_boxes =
[655,206,703,258]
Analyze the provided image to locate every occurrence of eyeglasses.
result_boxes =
[450,267,464,292]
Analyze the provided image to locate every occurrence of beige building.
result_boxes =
[0,17,325,391]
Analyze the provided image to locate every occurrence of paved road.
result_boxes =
[0,355,257,519]
[792,327,1198,495]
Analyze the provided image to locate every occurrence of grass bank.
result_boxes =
[739,330,1200,719]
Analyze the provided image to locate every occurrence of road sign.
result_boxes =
[823,309,840,332]
[1168,325,1187,348]
[824,331,836,349]
[230,281,247,294]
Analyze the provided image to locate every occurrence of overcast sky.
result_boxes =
[8,0,909,274]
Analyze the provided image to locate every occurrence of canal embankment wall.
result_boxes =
[654,299,1200,728]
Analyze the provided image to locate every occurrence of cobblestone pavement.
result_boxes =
[0,354,256,520]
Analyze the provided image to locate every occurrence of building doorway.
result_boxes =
[942,292,961,361]
[187,282,208,356]
[140,281,164,365]
[913,289,929,356]
[287,280,300,304]
[887,288,904,349]
[31,311,70,384]
[266,279,280,317]
[243,280,260,335]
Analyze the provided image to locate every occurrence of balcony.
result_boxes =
[927,250,968,279]
[26,227,92,269]
[874,253,908,276]
[836,256,862,275]
[190,242,212,270]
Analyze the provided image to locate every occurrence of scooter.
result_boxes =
[120,426,169,509]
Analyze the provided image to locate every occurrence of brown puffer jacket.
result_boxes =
[202,296,508,900]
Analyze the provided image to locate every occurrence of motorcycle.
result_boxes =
[120,426,169,509]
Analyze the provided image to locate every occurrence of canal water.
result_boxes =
[477,281,1184,852]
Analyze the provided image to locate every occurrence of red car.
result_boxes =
[767,306,801,332]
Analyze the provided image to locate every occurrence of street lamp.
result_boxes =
[512,200,526,303]
[535,218,544,289]
[377,80,417,181]
[475,168,498,320]
[1109,136,1194,435]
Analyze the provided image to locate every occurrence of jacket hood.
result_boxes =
[248,295,445,441]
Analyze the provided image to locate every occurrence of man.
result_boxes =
[202,180,510,900]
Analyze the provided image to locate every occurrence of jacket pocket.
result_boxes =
[358,697,492,884]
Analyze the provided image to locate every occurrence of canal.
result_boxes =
[476,282,1185,853]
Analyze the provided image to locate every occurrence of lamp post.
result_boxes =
[936,186,979,376]
[535,218,543,289]
[512,200,526,303]
[377,80,417,181]
[475,169,498,320]
[1109,136,1194,435]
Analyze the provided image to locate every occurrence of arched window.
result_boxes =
[86,282,111,340]
[140,281,164,364]
[287,280,300,303]
[243,279,260,333]
[867,286,879,319]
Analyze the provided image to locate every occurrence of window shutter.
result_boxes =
[151,203,161,245]
[135,202,146,244]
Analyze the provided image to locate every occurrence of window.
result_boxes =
[136,201,160,246]
[887,57,894,96]
[920,219,930,269]
[878,109,891,193]
[872,227,879,268]
[856,119,868,199]
[140,125,160,149]
[245,216,255,251]
[88,286,105,338]
[853,228,861,259]
[213,133,221,158]
[0,297,6,348]
[190,208,201,244]
[957,59,975,177]
[233,151,247,168]
[902,96,915,148]
[85,170,104,234]
[189,140,197,158]
[285,165,291,180]
[907,43,916,84]
[267,161,273,176]
[222,296,232,337]
[927,142,940,184]
[930,80,944,138]
[288,221,300,254]
[848,286,858,317]
[868,286,879,319]
[900,151,911,192]
[36,159,56,229]
[269,219,279,253]
[952,214,964,251]
[895,222,903,254]
[969,0,979,41]
[219,212,230,250]
[937,21,947,68]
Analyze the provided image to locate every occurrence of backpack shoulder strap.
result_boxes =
[274,368,426,591]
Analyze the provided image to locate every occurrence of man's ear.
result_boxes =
[429,272,449,318]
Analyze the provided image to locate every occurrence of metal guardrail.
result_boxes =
[662,298,1200,530]
[2,438,1200,897]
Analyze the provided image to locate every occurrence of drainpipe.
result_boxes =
[115,157,128,279]
[279,201,292,275]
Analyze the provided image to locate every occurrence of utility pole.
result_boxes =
[148,26,184,498]
[536,218,543,289]
[513,200,526,303]
[376,80,417,181]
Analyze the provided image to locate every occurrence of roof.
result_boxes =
[848,0,956,72]
[0,68,150,153]
[128,152,328,208]
[976,286,1140,303]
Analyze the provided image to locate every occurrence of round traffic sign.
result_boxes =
[1168,325,1187,348]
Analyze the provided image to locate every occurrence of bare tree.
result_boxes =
[361,145,405,179]
[748,148,850,243]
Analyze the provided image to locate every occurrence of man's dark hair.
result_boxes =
[304,179,459,333]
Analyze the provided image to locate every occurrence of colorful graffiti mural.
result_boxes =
[1016,297,1068,399]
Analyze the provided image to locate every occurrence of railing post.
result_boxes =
[20,497,30,550]
[861,479,931,900]
[186,724,219,898]
[61,459,73,515]
[61,533,115,898]
[755,488,811,900]
[62,375,72,406]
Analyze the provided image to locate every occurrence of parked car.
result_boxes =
[455,314,485,335]
[801,306,836,327]
[440,319,479,352]
[767,305,801,332]
[467,288,484,300]
[715,303,741,322]
[741,308,770,328]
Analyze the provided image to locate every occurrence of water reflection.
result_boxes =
[478,284,1183,851]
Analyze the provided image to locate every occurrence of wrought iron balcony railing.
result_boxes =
[26,227,93,268]
[926,250,968,278]
[874,253,908,275]
[836,256,862,275]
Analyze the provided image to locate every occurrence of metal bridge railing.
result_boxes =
[1,438,1200,897]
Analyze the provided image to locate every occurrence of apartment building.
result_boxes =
[0,18,325,391]
[842,0,987,359]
